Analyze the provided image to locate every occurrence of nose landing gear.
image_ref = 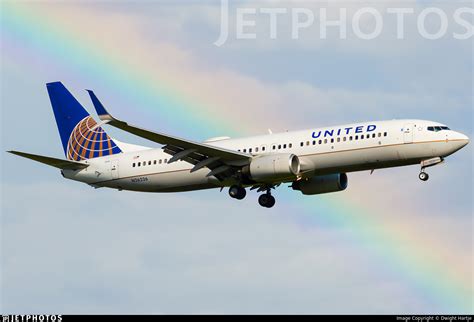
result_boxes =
[418,171,429,181]
[418,157,443,182]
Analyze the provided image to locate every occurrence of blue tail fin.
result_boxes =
[46,82,122,161]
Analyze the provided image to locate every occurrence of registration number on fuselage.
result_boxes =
[131,176,149,183]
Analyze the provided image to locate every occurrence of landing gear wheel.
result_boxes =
[229,185,246,200]
[235,188,246,200]
[266,195,275,208]
[419,172,429,181]
[258,194,276,208]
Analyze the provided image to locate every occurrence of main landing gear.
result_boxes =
[228,185,276,208]
[258,191,275,208]
[228,185,246,200]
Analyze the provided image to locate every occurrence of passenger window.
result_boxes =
[272,145,276,150]
[278,145,281,149]
[355,135,358,140]
[249,148,252,153]
[133,163,136,167]
[243,149,247,152]
[289,143,292,148]
[143,162,146,166]
[318,140,322,144]
[300,142,304,147]
[138,162,141,166]
[306,141,310,146]
[384,132,387,137]
[148,161,151,165]
[343,137,346,142]
[154,160,157,165]
[372,133,376,138]
[330,138,334,143]
[337,138,340,142]
[283,144,287,149]
[164,159,167,163]
[312,141,316,145]
[324,139,327,144]
[262,146,266,151]
[255,147,259,152]
[378,133,381,137]
[349,136,353,141]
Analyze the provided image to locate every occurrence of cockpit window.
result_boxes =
[428,126,450,132]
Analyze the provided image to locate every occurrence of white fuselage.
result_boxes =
[62,119,469,192]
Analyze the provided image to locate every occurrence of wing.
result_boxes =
[8,151,89,170]
[87,90,251,180]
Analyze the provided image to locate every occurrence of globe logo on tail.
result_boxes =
[67,116,121,161]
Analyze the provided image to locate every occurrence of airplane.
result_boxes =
[8,82,470,208]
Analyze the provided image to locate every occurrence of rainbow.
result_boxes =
[279,191,472,312]
[2,3,471,313]
[2,3,253,138]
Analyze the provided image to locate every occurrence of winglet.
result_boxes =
[86,90,114,121]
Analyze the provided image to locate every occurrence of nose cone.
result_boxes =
[451,131,469,151]
[457,132,470,147]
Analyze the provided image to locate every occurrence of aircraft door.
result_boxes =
[403,123,415,144]
[110,159,119,179]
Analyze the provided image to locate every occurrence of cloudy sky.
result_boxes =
[1,0,472,314]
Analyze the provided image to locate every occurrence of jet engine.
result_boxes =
[245,154,300,182]
[292,173,348,195]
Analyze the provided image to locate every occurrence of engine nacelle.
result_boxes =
[246,154,300,182]
[292,173,348,195]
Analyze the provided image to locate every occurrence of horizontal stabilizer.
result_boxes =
[7,151,89,170]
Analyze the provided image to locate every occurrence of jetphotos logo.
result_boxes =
[214,0,473,46]
[2,316,62,322]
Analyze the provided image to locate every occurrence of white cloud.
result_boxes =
[2,181,457,313]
